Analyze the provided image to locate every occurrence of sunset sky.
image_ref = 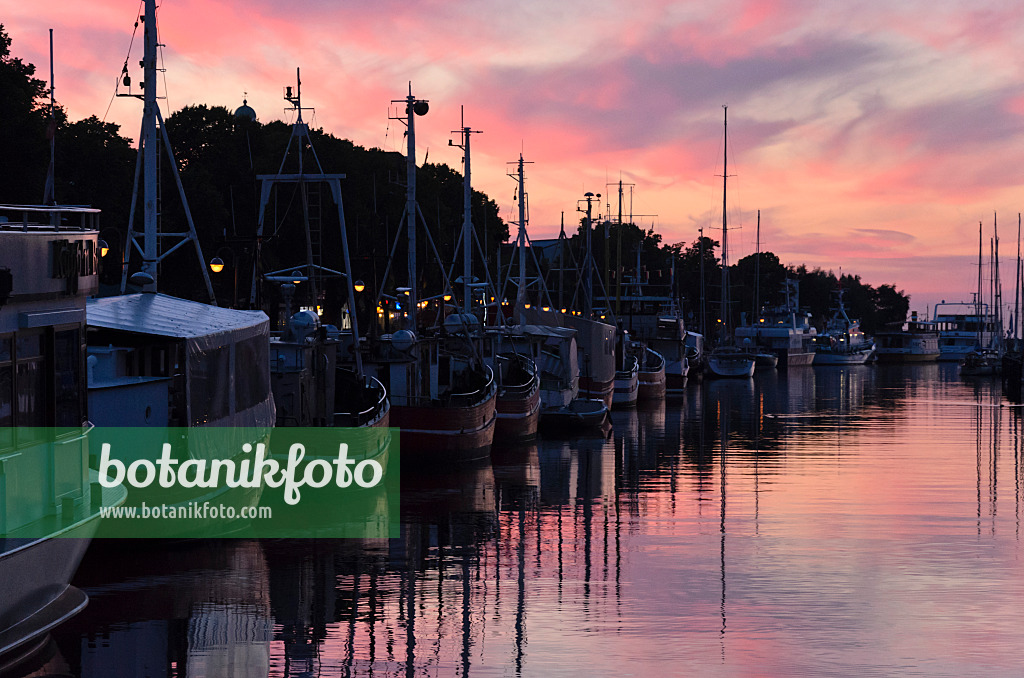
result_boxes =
[8,1,1024,317]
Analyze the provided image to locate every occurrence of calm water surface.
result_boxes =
[18,364,1024,676]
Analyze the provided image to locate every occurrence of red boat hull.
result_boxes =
[579,376,615,409]
[391,394,496,461]
[638,367,666,401]
[495,387,541,442]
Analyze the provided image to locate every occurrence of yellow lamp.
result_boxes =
[209,257,225,273]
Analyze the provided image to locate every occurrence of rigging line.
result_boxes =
[105,0,144,123]
[155,6,171,114]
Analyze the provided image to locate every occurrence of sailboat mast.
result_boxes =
[720,105,729,340]
[977,221,983,348]
[754,210,760,323]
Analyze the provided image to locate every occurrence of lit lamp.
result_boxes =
[98,239,110,258]
[209,257,225,273]
[444,293,452,301]
[353,280,365,293]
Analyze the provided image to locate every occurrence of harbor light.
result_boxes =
[353,280,365,293]
[99,239,110,258]
[524,303,531,309]
[209,257,225,273]
[542,306,550,312]
[444,293,452,301]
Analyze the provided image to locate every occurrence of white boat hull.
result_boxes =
[707,351,756,378]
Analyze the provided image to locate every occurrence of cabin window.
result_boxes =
[235,335,269,412]
[54,328,83,427]
[16,330,46,434]
[0,336,11,450]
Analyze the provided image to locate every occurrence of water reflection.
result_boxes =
[27,365,1024,676]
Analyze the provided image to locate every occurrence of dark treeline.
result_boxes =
[2,24,906,333]
[547,225,909,336]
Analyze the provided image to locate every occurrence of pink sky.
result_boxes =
[8,0,1024,317]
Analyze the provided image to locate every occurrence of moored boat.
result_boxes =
[706,106,755,380]
[873,316,944,363]
[813,287,875,365]
[491,349,541,442]
[636,345,667,401]
[0,204,127,661]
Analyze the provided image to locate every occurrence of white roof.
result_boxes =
[87,293,268,344]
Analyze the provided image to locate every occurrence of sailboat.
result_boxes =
[706,106,755,379]
[961,219,1002,376]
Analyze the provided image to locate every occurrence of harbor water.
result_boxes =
[18,364,1024,676]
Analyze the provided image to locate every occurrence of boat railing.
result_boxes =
[496,353,540,396]
[0,204,101,231]
[333,375,389,427]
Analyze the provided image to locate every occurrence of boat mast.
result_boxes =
[451,108,480,314]
[119,0,215,301]
[720,105,730,343]
[508,153,531,321]
[977,220,983,349]
[582,192,597,318]
[754,209,760,324]
[405,85,419,329]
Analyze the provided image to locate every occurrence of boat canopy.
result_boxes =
[87,293,274,429]
[87,293,268,348]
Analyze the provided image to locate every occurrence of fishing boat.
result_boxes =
[248,72,389,431]
[482,334,541,442]
[873,314,944,362]
[635,343,667,401]
[498,322,607,430]
[613,353,639,407]
[87,0,275,534]
[0,204,127,663]
[706,106,755,379]
[364,88,496,460]
[812,286,875,365]
[632,315,696,395]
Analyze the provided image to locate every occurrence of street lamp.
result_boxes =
[208,247,238,308]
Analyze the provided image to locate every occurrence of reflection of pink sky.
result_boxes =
[9,1,1024,308]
